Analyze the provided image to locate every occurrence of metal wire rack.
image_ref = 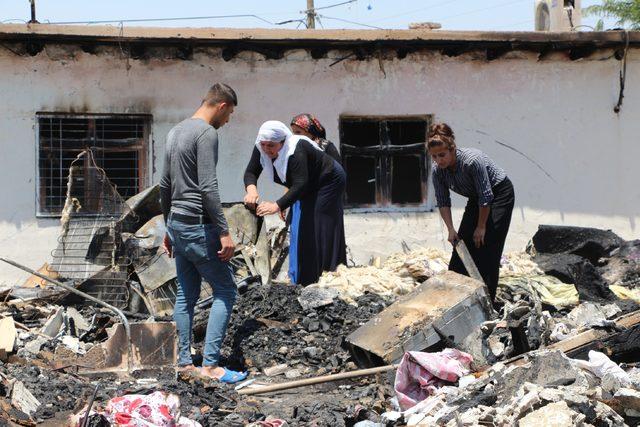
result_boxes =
[49,150,137,309]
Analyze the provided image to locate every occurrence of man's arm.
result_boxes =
[197,128,230,235]
[159,140,172,224]
[159,137,173,256]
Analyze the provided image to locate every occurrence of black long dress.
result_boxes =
[448,178,515,302]
[244,140,347,285]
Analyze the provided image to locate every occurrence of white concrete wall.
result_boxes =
[0,44,638,286]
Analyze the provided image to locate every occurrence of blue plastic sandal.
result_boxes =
[219,368,248,384]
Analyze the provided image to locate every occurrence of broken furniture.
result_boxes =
[26,149,272,319]
[0,256,176,376]
[49,150,133,309]
[346,271,494,367]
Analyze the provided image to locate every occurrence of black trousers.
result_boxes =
[292,161,347,286]
[448,177,515,301]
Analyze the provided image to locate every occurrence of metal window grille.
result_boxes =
[37,114,150,216]
[339,116,431,209]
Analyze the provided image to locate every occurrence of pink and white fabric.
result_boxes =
[394,349,473,410]
[73,391,201,427]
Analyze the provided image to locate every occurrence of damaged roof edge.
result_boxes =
[0,23,638,49]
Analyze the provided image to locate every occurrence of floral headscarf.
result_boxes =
[291,114,326,140]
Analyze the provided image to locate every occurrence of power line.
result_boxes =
[276,18,309,27]
[48,14,279,26]
[305,0,358,12]
[317,14,384,29]
[303,0,359,29]
[438,0,529,22]
[369,0,461,23]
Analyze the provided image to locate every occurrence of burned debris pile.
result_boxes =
[217,284,390,375]
[482,225,640,365]
[1,158,640,426]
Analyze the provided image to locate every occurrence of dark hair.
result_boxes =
[427,122,455,150]
[291,113,326,140]
[202,83,238,106]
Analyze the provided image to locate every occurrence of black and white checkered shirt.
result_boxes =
[432,148,506,207]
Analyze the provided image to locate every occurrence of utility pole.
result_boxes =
[28,0,39,24]
[306,0,316,29]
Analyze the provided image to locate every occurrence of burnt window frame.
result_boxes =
[339,115,432,211]
[35,113,152,217]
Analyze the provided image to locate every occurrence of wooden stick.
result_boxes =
[238,364,398,396]
[496,309,640,370]
[454,241,484,284]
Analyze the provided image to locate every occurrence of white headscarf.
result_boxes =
[255,120,321,183]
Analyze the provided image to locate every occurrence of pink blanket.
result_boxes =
[72,391,201,427]
[394,348,473,410]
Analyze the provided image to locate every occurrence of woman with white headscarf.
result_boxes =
[243,120,347,285]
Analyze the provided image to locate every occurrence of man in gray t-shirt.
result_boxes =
[160,83,247,384]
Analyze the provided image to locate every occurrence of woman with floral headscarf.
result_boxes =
[243,120,347,285]
[290,113,341,164]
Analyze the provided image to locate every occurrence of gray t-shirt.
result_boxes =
[160,118,228,234]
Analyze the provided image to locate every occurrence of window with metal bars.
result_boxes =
[37,114,151,216]
[339,116,431,209]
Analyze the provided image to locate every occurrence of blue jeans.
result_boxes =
[167,218,237,367]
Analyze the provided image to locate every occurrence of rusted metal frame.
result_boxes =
[0,256,134,374]
[340,114,431,123]
[342,142,427,206]
[140,117,151,192]
[339,116,431,208]
[36,112,152,120]
[341,143,426,152]
[85,120,97,212]
[36,113,151,215]
[36,117,50,214]
[379,122,391,205]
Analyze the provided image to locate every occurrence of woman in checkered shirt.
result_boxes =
[428,123,515,304]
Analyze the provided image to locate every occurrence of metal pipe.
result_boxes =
[239,364,398,396]
[29,0,38,24]
[81,381,100,427]
[0,256,133,373]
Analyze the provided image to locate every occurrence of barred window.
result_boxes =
[37,114,151,216]
[339,116,431,209]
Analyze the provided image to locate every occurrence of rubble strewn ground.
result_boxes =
[0,284,394,426]
[1,163,640,427]
[216,284,390,374]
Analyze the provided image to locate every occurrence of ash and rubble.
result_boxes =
[1,161,640,426]
[215,285,391,375]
